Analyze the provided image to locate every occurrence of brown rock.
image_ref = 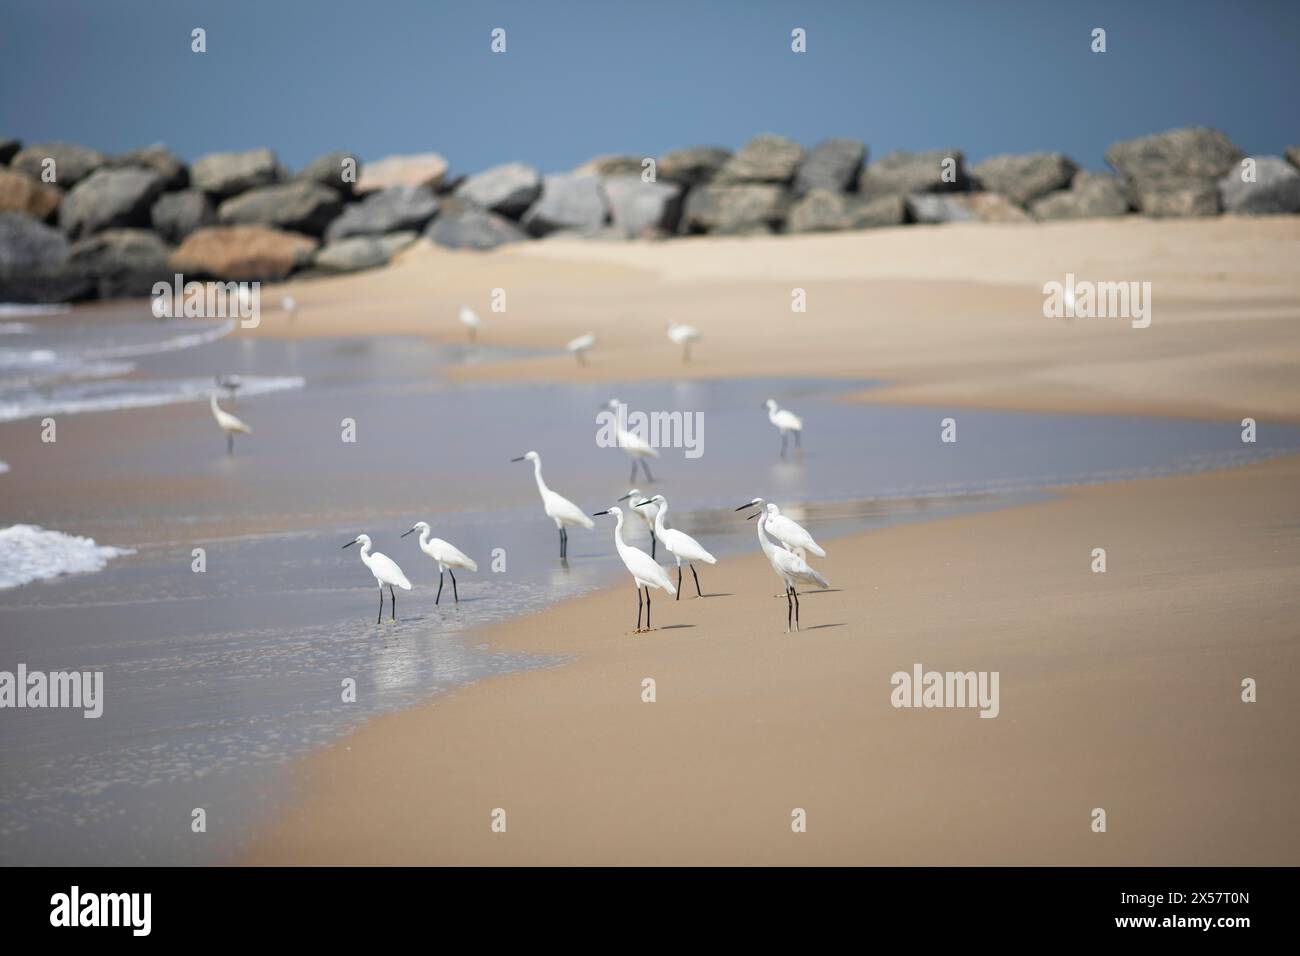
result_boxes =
[356,153,449,194]
[0,167,63,220]
[169,226,317,281]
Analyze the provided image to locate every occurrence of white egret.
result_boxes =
[342,533,412,623]
[636,494,716,599]
[592,505,676,632]
[738,497,825,557]
[209,392,251,455]
[567,333,596,364]
[604,399,659,483]
[401,521,478,604]
[511,451,593,559]
[666,321,700,363]
[764,399,803,458]
[616,488,660,557]
[459,305,482,342]
[736,502,829,632]
[281,294,298,320]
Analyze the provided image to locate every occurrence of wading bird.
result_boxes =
[592,505,675,632]
[604,399,658,482]
[511,451,593,559]
[342,533,412,624]
[764,399,803,458]
[401,521,478,604]
[459,305,482,342]
[281,294,298,320]
[636,494,716,599]
[736,497,825,558]
[209,392,251,455]
[736,502,828,632]
[567,333,596,364]
[666,321,700,363]
[617,488,660,557]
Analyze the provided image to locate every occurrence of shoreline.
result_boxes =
[246,451,1300,865]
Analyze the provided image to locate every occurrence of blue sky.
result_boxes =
[2,0,1297,176]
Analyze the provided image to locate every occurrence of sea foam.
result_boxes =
[0,524,135,590]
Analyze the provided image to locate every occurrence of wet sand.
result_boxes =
[238,217,1300,865]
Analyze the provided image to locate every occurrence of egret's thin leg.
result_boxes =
[227,434,234,456]
[390,584,397,622]
[676,565,682,601]
[641,460,654,484]
[558,527,565,559]
[645,587,651,630]
[449,569,459,603]
[691,564,702,597]
[435,571,444,605]
[786,587,793,631]
[377,586,383,625]
[793,588,800,631]
[795,429,802,450]
[636,585,643,631]
[780,433,787,459]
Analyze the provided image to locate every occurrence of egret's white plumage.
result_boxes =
[567,333,596,364]
[459,306,482,341]
[740,502,828,632]
[512,450,593,558]
[402,521,478,604]
[765,399,803,457]
[210,393,251,455]
[605,399,659,482]
[740,497,825,558]
[666,322,700,363]
[593,505,675,631]
[637,494,716,599]
[617,487,660,557]
[343,533,412,623]
[281,294,298,319]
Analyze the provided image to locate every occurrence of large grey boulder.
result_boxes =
[1218,156,1300,215]
[786,190,905,232]
[425,200,528,250]
[297,151,357,196]
[657,146,730,187]
[859,149,967,196]
[793,139,866,196]
[716,134,804,184]
[971,152,1077,206]
[110,145,187,189]
[1105,127,1242,217]
[602,176,683,237]
[679,183,789,234]
[907,194,977,224]
[217,181,344,235]
[0,139,20,165]
[66,228,173,299]
[11,142,107,187]
[190,148,284,198]
[324,185,439,241]
[0,167,63,220]
[1030,172,1130,220]
[58,167,166,238]
[313,231,419,273]
[455,163,541,217]
[1287,147,1300,170]
[521,174,608,236]
[0,212,91,302]
[151,189,216,242]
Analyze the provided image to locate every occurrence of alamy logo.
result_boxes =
[50,886,150,936]
[890,663,1000,718]
[0,664,103,718]
[596,400,704,459]
[151,273,261,328]
[1043,272,1152,328]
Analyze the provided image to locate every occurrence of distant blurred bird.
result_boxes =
[566,333,596,364]
[764,399,803,458]
[666,322,700,363]
[605,398,659,483]
[281,294,298,320]
[210,392,251,455]
[214,373,241,402]
[401,521,478,604]
[459,306,482,342]
[342,533,412,624]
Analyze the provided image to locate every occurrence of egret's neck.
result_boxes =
[531,458,549,496]
[210,394,220,412]
[653,502,668,536]
[611,511,629,557]
[358,541,374,568]
[755,513,777,558]
[419,529,431,549]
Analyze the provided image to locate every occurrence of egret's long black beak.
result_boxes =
[636,499,653,507]
[592,510,610,517]
[734,501,759,511]
[341,540,357,549]
[746,511,760,520]
[510,456,525,462]
[400,527,416,538]
[617,491,635,501]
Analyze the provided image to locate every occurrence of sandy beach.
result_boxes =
[231,217,1300,865]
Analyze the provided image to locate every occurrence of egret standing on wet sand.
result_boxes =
[736,502,828,632]
[666,322,700,364]
[567,333,596,364]
[209,392,251,455]
[401,521,478,604]
[592,505,676,632]
[512,451,593,559]
[459,306,482,342]
[636,494,716,599]
[342,533,412,624]
[765,399,803,458]
[604,399,659,483]
[737,497,825,558]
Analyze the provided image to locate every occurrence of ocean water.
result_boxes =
[1,308,1299,864]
